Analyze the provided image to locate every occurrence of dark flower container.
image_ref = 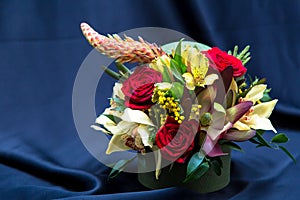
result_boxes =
[137,148,231,193]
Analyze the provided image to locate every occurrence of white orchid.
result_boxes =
[93,108,155,154]
[90,82,125,133]
[233,84,278,133]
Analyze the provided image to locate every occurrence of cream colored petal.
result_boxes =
[137,125,153,147]
[248,114,277,133]
[95,114,115,126]
[121,108,154,126]
[98,107,123,118]
[154,148,162,180]
[182,73,195,90]
[106,134,131,154]
[204,74,219,85]
[244,84,267,103]
[113,83,125,100]
[90,124,109,133]
[233,120,251,131]
[181,45,191,66]
[109,121,137,135]
[188,48,201,69]
[149,60,164,73]
[229,78,238,93]
[154,82,172,90]
[159,54,171,67]
[252,99,278,118]
[95,114,120,134]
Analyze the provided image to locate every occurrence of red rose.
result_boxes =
[121,66,162,110]
[203,47,247,77]
[155,117,199,163]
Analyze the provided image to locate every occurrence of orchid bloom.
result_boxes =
[90,82,124,133]
[181,47,218,90]
[198,84,254,157]
[91,83,155,154]
[93,108,155,154]
[233,84,278,133]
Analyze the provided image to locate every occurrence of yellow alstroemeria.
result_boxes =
[233,84,278,133]
[181,47,218,90]
[149,54,171,73]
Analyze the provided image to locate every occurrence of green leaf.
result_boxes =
[255,131,272,148]
[115,62,132,75]
[256,144,266,148]
[174,39,183,63]
[257,78,266,84]
[249,138,261,145]
[271,133,289,143]
[173,39,187,74]
[220,141,243,152]
[186,152,205,177]
[102,114,122,124]
[110,97,124,105]
[279,146,296,164]
[184,161,209,183]
[260,92,272,102]
[237,45,250,59]
[170,60,184,84]
[162,65,172,82]
[210,157,223,176]
[101,66,121,80]
[233,45,238,57]
[109,97,126,112]
[109,157,136,179]
[169,82,184,99]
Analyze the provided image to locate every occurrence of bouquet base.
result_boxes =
[138,150,231,193]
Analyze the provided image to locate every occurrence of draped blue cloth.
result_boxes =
[1,0,299,199]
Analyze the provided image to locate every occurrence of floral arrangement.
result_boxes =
[81,22,294,184]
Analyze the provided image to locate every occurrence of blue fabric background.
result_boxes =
[1,0,300,199]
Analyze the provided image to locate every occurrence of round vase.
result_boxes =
[137,149,231,193]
